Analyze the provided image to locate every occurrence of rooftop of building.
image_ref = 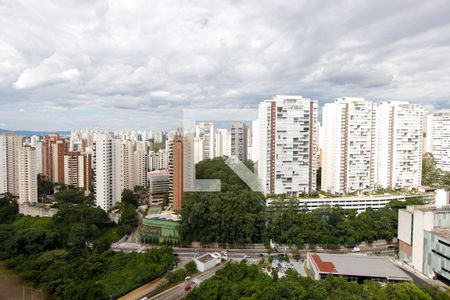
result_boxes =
[405,204,450,213]
[196,252,221,263]
[146,208,180,221]
[148,170,170,177]
[308,253,411,281]
[430,227,450,242]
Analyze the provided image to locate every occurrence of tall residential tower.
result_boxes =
[257,95,318,195]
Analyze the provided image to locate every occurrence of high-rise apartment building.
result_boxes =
[0,133,22,196]
[43,134,68,184]
[149,149,168,171]
[230,122,248,161]
[64,151,92,193]
[93,133,116,211]
[376,101,423,189]
[30,138,43,175]
[168,134,184,210]
[214,129,229,158]
[121,140,135,191]
[426,110,450,172]
[17,145,37,204]
[133,150,148,187]
[321,98,376,195]
[257,95,318,195]
[195,122,215,161]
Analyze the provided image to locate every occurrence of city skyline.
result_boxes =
[1,1,450,130]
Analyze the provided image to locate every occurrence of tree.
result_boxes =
[54,185,85,205]
[121,189,139,207]
[186,262,448,300]
[119,204,138,228]
[422,153,443,187]
[0,193,18,224]
[38,174,54,198]
[185,261,198,275]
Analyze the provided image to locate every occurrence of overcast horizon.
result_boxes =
[1,0,450,131]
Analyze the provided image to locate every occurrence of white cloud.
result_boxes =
[0,0,449,130]
[14,53,81,89]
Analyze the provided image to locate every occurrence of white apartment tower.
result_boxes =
[30,139,43,174]
[0,133,22,196]
[195,122,215,161]
[133,150,148,187]
[121,140,135,191]
[426,110,450,172]
[214,129,230,158]
[17,145,37,204]
[93,133,116,211]
[376,101,424,189]
[321,98,376,195]
[257,95,318,195]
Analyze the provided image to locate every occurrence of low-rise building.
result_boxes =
[306,253,411,283]
[148,170,170,206]
[139,208,179,245]
[194,252,221,272]
[398,204,450,281]
[267,193,434,213]
[18,204,58,217]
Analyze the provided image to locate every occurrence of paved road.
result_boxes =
[150,263,228,300]
[172,248,395,259]
[118,278,166,300]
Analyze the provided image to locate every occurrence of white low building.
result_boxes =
[194,252,221,272]
[267,193,435,213]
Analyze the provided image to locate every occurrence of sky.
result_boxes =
[1,0,450,131]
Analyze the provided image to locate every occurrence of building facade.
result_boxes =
[93,133,116,211]
[376,102,424,189]
[43,134,68,184]
[257,95,318,195]
[398,204,450,281]
[168,134,184,210]
[230,122,248,161]
[0,133,22,196]
[64,151,92,193]
[321,98,376,195]
[426,110,450,172]
[17,145,37,204]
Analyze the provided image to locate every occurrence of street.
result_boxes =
[150,263,228,300]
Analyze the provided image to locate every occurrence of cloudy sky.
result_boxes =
[1,0,450,131]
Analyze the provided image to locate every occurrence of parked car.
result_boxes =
[257,253,264,257]
[184,285,192,292]
[352,247,361,253]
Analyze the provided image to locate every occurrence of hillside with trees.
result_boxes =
[0,191,175,300]
[180,158,424,247]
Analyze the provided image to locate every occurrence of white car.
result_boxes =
[352,247,361,253]
[243,255,251,259]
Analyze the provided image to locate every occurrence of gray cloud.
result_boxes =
[0,0,450,130]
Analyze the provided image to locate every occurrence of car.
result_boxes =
[185,276,192,282]
[351,247,361,253]
[257,253,264,257]
[184,285,192,292]
[243,254,251,259]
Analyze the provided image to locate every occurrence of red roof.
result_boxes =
[311,254,337,273]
